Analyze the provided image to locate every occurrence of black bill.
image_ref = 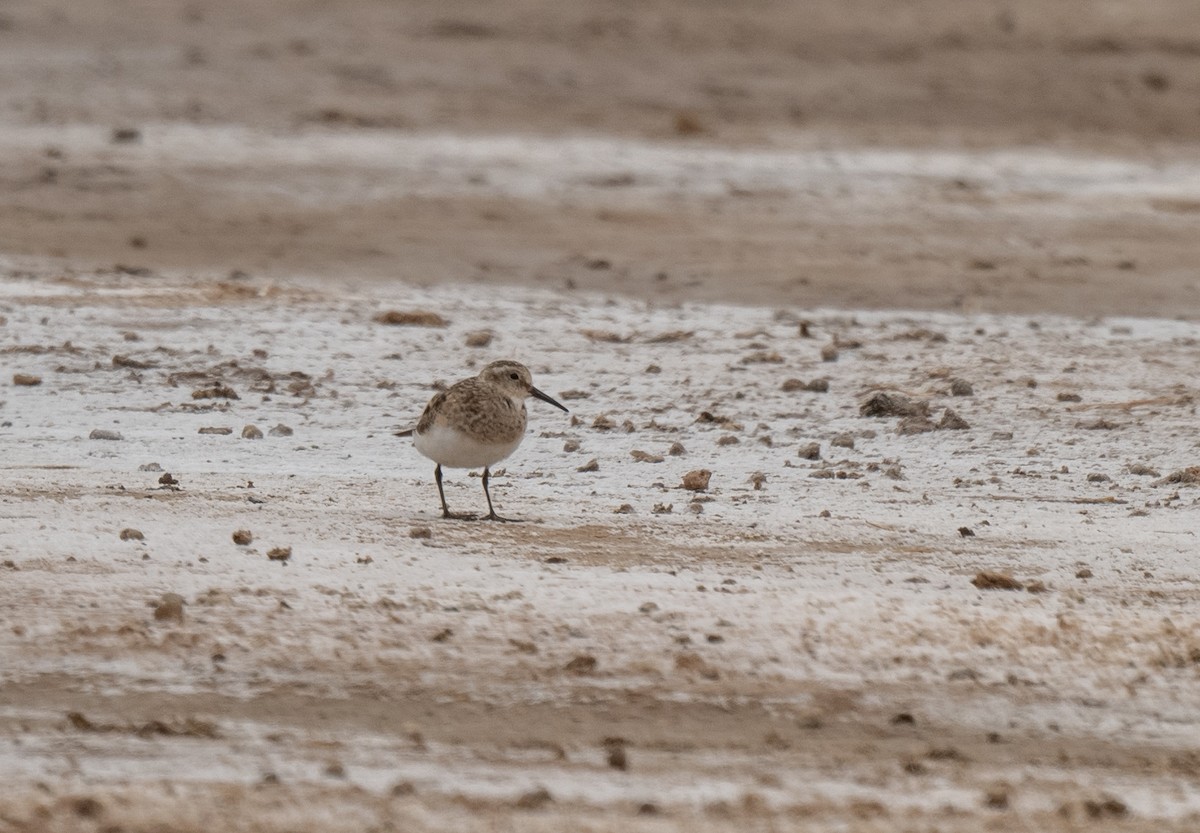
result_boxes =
[530,385,569,413]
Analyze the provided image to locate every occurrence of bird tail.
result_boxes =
[394,427,415,438]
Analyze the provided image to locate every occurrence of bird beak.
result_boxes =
[530,385,569,413]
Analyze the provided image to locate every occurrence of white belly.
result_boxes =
[413,424,523,469]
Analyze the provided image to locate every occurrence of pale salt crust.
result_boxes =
[1,268,1199,820]
[3,123,1200,207]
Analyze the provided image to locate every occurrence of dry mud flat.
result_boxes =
[2,269,1200,832]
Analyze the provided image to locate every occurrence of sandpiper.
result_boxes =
[401,360,568,521]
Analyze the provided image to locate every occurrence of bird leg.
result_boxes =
[481,467,520,523]
[435,464,477,520]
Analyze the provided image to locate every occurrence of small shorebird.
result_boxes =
[399,360,569,521]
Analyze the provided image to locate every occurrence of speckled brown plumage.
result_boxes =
[409,360,569,521]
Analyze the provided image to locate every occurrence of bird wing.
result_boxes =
[415,390,448,434]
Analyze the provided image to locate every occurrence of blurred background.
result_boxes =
[4,0,1200,315]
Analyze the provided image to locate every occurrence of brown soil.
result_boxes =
[2,0,1200,316]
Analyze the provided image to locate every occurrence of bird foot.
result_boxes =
[441,510,480,521]
[483,512,522,523]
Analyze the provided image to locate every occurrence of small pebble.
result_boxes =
[241,425,264,440]
[89,429,123,441]
[268,423,294,437]
[797,442,821,460]
[13,373,42,386]
[515,787,553,810]
[939,409,970,430]
[232,529,253,546]
[564,654,597,674]
[153,593,185,623]
[266,546,292,562]
[119,528,144,541]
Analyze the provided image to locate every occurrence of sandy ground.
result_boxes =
[3,1,1200,831]
[3,271,1200,831]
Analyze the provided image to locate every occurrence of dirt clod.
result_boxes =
[1155,467,1200,486]
[192,385,239,400]
[682,469,712,491]
[896,416,936,435]
[13,373,41,386]
[72,796,104,817]
[861,392,929,418]
[241,424,264,439]
[464,329,493,347]
[604,738,628,771]
[674,652,720,679]
[232,529,253,545]
[972,571,1023,590]
[564,654,597,674]
[112,354,155,369]
[153,593,185,623]
[1083,796,1128,818]
[983,787,1010,809]
[939,408,970,430]
[797,442,821,460]
[266,546,292,562]
[375,310,448,327]
[119,528,144,541]
[577,458,600,472]
[515,786,553,809]
[198,426,233,435]
[268,423,294,437]
[89,428,123,441]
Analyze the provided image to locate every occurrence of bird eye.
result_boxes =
[509,372,519,380]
